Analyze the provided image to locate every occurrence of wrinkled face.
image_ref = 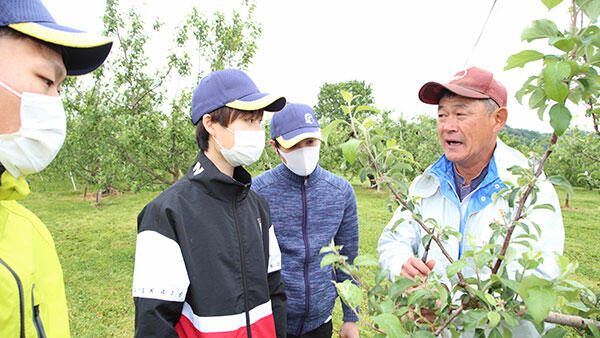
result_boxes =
[0,35,66,134]
[437,95,503,172]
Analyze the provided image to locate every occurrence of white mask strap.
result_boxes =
[0,80,22,98]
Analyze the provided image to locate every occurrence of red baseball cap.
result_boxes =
[418,67,507,107]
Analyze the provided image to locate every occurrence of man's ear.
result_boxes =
[269,140,278,153]
[202,114,215,136]
[492,107,508,133]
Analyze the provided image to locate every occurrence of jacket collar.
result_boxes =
[0,170,31,201]
[187,151,252,202]
[413,138,520,198]
[271,162,324,187]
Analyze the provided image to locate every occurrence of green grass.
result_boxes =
[18,182,600,337]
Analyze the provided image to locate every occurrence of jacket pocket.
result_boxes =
[32,284,46,338]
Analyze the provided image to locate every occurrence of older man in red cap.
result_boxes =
[0,0,112,336]
[378,67,564,335]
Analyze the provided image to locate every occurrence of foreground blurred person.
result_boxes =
[378,67,564,336]
[252,103,359,338]
[0,0,112,336]
[133,69,288,337]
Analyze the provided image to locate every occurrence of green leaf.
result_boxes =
[549,37,575,52]
[363,117,377,130]
[528,89,547,109]
[576,0,600,21]
[341,105,350,115]
[446,259,468,278]
[487,311,501,328]
[389,278,417,301]
[519,275,556,323]
[501,312,520,328]
[341,138,362,164]
[335,279,363,309]
[547,175,574,195]
[588,322,600,337]
[543,62,570,103]
[375,268,388,285]
[359,168,367,183]
[371,313,406,338]
[505,50,545,70]
[532,203,555,212]
[355,105,380,114]
[549,103,571,136]
[321,119,346,145]
[462,309,487,332]
[320,253,339,268]
[542,0,563,9]
[353,254,379,267]
[340,90,352,104]
[489,327,503,338]
[542,327,568,338]
[521,19,561,42]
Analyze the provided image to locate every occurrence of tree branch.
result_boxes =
[109,136,174,185]
[580,151,600,163]
[491,132,557,274]
[545,311,600,330]
[434,305,464,336]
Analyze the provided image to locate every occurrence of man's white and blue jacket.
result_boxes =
[378,139,565,336]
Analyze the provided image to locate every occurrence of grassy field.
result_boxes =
[19,181,600,337]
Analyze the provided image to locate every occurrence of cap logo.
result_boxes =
[451,69,468,81]
[305,113,315,124]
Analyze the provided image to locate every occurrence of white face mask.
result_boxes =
[280,144,320,176]
[212,127,265,167]
[0,80,66,178]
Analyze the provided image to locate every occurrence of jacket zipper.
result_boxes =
[298,177,311,335]
[0,257,25,338]
[233,198,252,337]
[31,284,46,338]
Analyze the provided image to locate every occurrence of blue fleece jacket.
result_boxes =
[252,164,359,335]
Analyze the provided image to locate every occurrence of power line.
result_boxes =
[463,0,499,70]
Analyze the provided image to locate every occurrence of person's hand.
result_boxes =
[339,321,359,338]
[400,257,435,280]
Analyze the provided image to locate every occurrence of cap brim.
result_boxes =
[9,22,113,76]
[226,93,286,112]
[276,129,322,148]
[418,81,490,104]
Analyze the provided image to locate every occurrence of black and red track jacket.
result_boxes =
[132,152,287,337]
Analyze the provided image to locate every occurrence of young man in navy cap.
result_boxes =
[378,67,564,335]
[252,103,360,338]
[0,0,112,336]
[133,68,288,337]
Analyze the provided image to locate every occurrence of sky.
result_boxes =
[42,0,591,133]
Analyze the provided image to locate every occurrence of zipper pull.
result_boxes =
[304,176,308,186]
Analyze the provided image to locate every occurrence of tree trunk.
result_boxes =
[96,189,102,204]
[83,182,88,200]
[564,193,570,208]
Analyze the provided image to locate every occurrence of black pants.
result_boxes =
[288,321,333,338]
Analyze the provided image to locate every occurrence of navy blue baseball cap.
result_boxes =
[0,0,113,76]
[191,69,286,125]
[271,103,321,148]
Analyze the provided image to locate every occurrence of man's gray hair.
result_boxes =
[484,98,499,115]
